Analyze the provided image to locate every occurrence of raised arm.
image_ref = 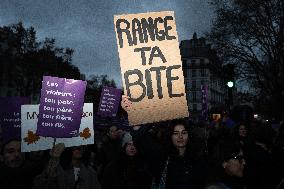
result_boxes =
[33,143,65,189]
[121,95,141,130]
[121,95,166,177]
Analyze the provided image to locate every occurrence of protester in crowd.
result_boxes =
[237,124,247,139]
[207,120,231,162]
[205,141,246,189]
[78,143,98,171]
[244,123,280,189]
[273,123,284,186]
[222,113,236,129]
[192,121,209,157]
[232,123,254,152]
[33,143,101,189]
[0,139,42,189]
[26,150,50,180]
[95,124,123,181]
[102,132,152,189]
[121,96,208,189]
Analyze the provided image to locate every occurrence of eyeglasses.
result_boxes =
[231,154,245,163]
[225,154,245,163]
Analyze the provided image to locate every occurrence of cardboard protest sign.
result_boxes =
[21,103,94,152]
[97,86,122,117]
[37,76,86,138]
[0,97,30,143]
[114,11,189,125]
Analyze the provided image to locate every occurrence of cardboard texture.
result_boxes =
[114,11,189,125]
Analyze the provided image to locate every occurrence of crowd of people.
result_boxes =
[0,96,283,189]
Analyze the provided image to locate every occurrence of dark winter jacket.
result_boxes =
[102,154,151,189]
[131,125,208,189]
[33,163,101,189]
[0,161,42,189]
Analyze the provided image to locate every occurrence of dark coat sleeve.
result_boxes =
[32,165,66,189]
[130,125,167,178]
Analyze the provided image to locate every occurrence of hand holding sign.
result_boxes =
[50,143,65,158]
[47,143,65,177]
[121,96,141,130]
[121,95,133,112]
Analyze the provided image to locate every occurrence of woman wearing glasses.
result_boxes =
[205,141,246,189]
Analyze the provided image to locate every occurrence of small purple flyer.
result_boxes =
[36,76,86,138]
[0,97,30,142]
[97,86,122,117]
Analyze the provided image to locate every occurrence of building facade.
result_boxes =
[180,33,227,121]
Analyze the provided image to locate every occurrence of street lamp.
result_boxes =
[226,81,234,88]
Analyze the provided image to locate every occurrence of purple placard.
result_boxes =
[201,85,208,121]
[0,97,30,143]
[97,86,122,117]
[36,76,86,138]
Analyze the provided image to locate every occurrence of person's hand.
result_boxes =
[121,95,141,130]
[46,143,65,177]
[133,125,141,130]
[49,143,65,158]
[121,95,132,112]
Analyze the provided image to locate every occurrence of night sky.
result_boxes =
[0,0,214,87]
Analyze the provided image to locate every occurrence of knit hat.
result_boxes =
[121,132,132,147]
